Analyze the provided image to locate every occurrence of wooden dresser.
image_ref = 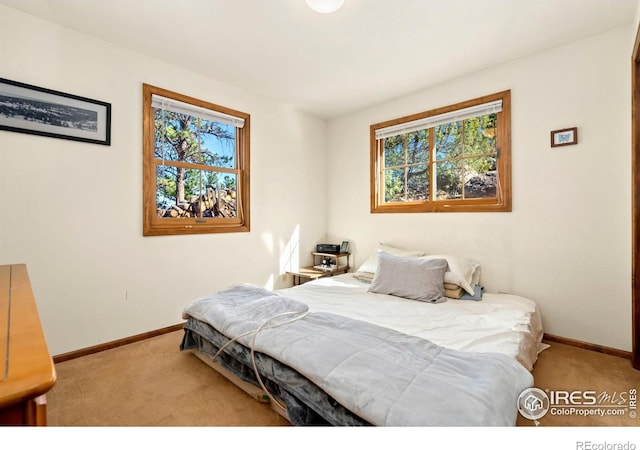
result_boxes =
[0,264,56,425]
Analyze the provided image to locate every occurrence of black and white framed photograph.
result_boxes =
[0,77,111,146]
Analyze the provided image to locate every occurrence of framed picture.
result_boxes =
[0,77,111,146]
[551,127,578,147]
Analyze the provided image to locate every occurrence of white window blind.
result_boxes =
[374,99,502,140]
[151,94,245,129]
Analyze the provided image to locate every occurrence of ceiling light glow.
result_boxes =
[305,0,345,14]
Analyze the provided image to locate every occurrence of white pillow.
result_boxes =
[353,271,375,282]
[419,254,480,296]
[356,243,425,274]
[368,252,448,303]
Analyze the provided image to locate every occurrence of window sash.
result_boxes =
[143,83,250,235]
[370,90,511,213]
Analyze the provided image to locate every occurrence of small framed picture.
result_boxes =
[0,77,111,146]
[551,127,578,147]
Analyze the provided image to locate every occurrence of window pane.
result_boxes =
[154,109,236,168]
[199,119,236,169]
[463,113,497,157]
[407,164,429,201]
[156,164,178,212]
[156,165,238,218]
[154,108,177,161]
[464,156,497,199]
[212,172,238,218]
[384,168,405,203]
[406,130,429,165]
[153,109,199,163]
[435,121,462,160]
[434,160,463,200]
[156,166,201,217]
[384,135,405,168]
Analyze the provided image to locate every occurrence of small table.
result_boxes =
[287,252,351,286]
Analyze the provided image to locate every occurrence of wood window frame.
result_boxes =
[370,90,511,213]
[142,84,250,236]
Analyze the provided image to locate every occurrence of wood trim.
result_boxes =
[632,21,640,370]
[370,90,511,213]
[142,83,250,236]
[151,158,239,175]
[543,333,632,360]
[53,323,185,363]
[49,324,633,368]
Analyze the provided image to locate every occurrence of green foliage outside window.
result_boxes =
[383,114,497,203]
[154,109,238,218]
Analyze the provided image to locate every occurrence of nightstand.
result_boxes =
[287,252,351,286]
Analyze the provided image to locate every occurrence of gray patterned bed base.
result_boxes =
[180,317,370,426]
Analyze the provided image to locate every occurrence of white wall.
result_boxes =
[326,26,633,352]
[0,5,634,357]
[635,0,640,39]
[0,5,327,355]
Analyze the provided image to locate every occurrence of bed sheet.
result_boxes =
[276,274,543,371]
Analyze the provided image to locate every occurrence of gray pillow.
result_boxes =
[368,252,448,303]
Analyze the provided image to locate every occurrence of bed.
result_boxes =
[180,246,544,426]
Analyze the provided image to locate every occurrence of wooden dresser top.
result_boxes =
[0,264,56,409]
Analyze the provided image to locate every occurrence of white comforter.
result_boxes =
[277,274,543,371]
[182,284,534,426]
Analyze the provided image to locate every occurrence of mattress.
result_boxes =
[276,273,544,371]
[181,282,535,426]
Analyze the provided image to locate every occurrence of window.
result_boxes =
[370,90,511,213]
[143,84,250,235]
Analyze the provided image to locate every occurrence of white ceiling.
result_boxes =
[0,0,637,118]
